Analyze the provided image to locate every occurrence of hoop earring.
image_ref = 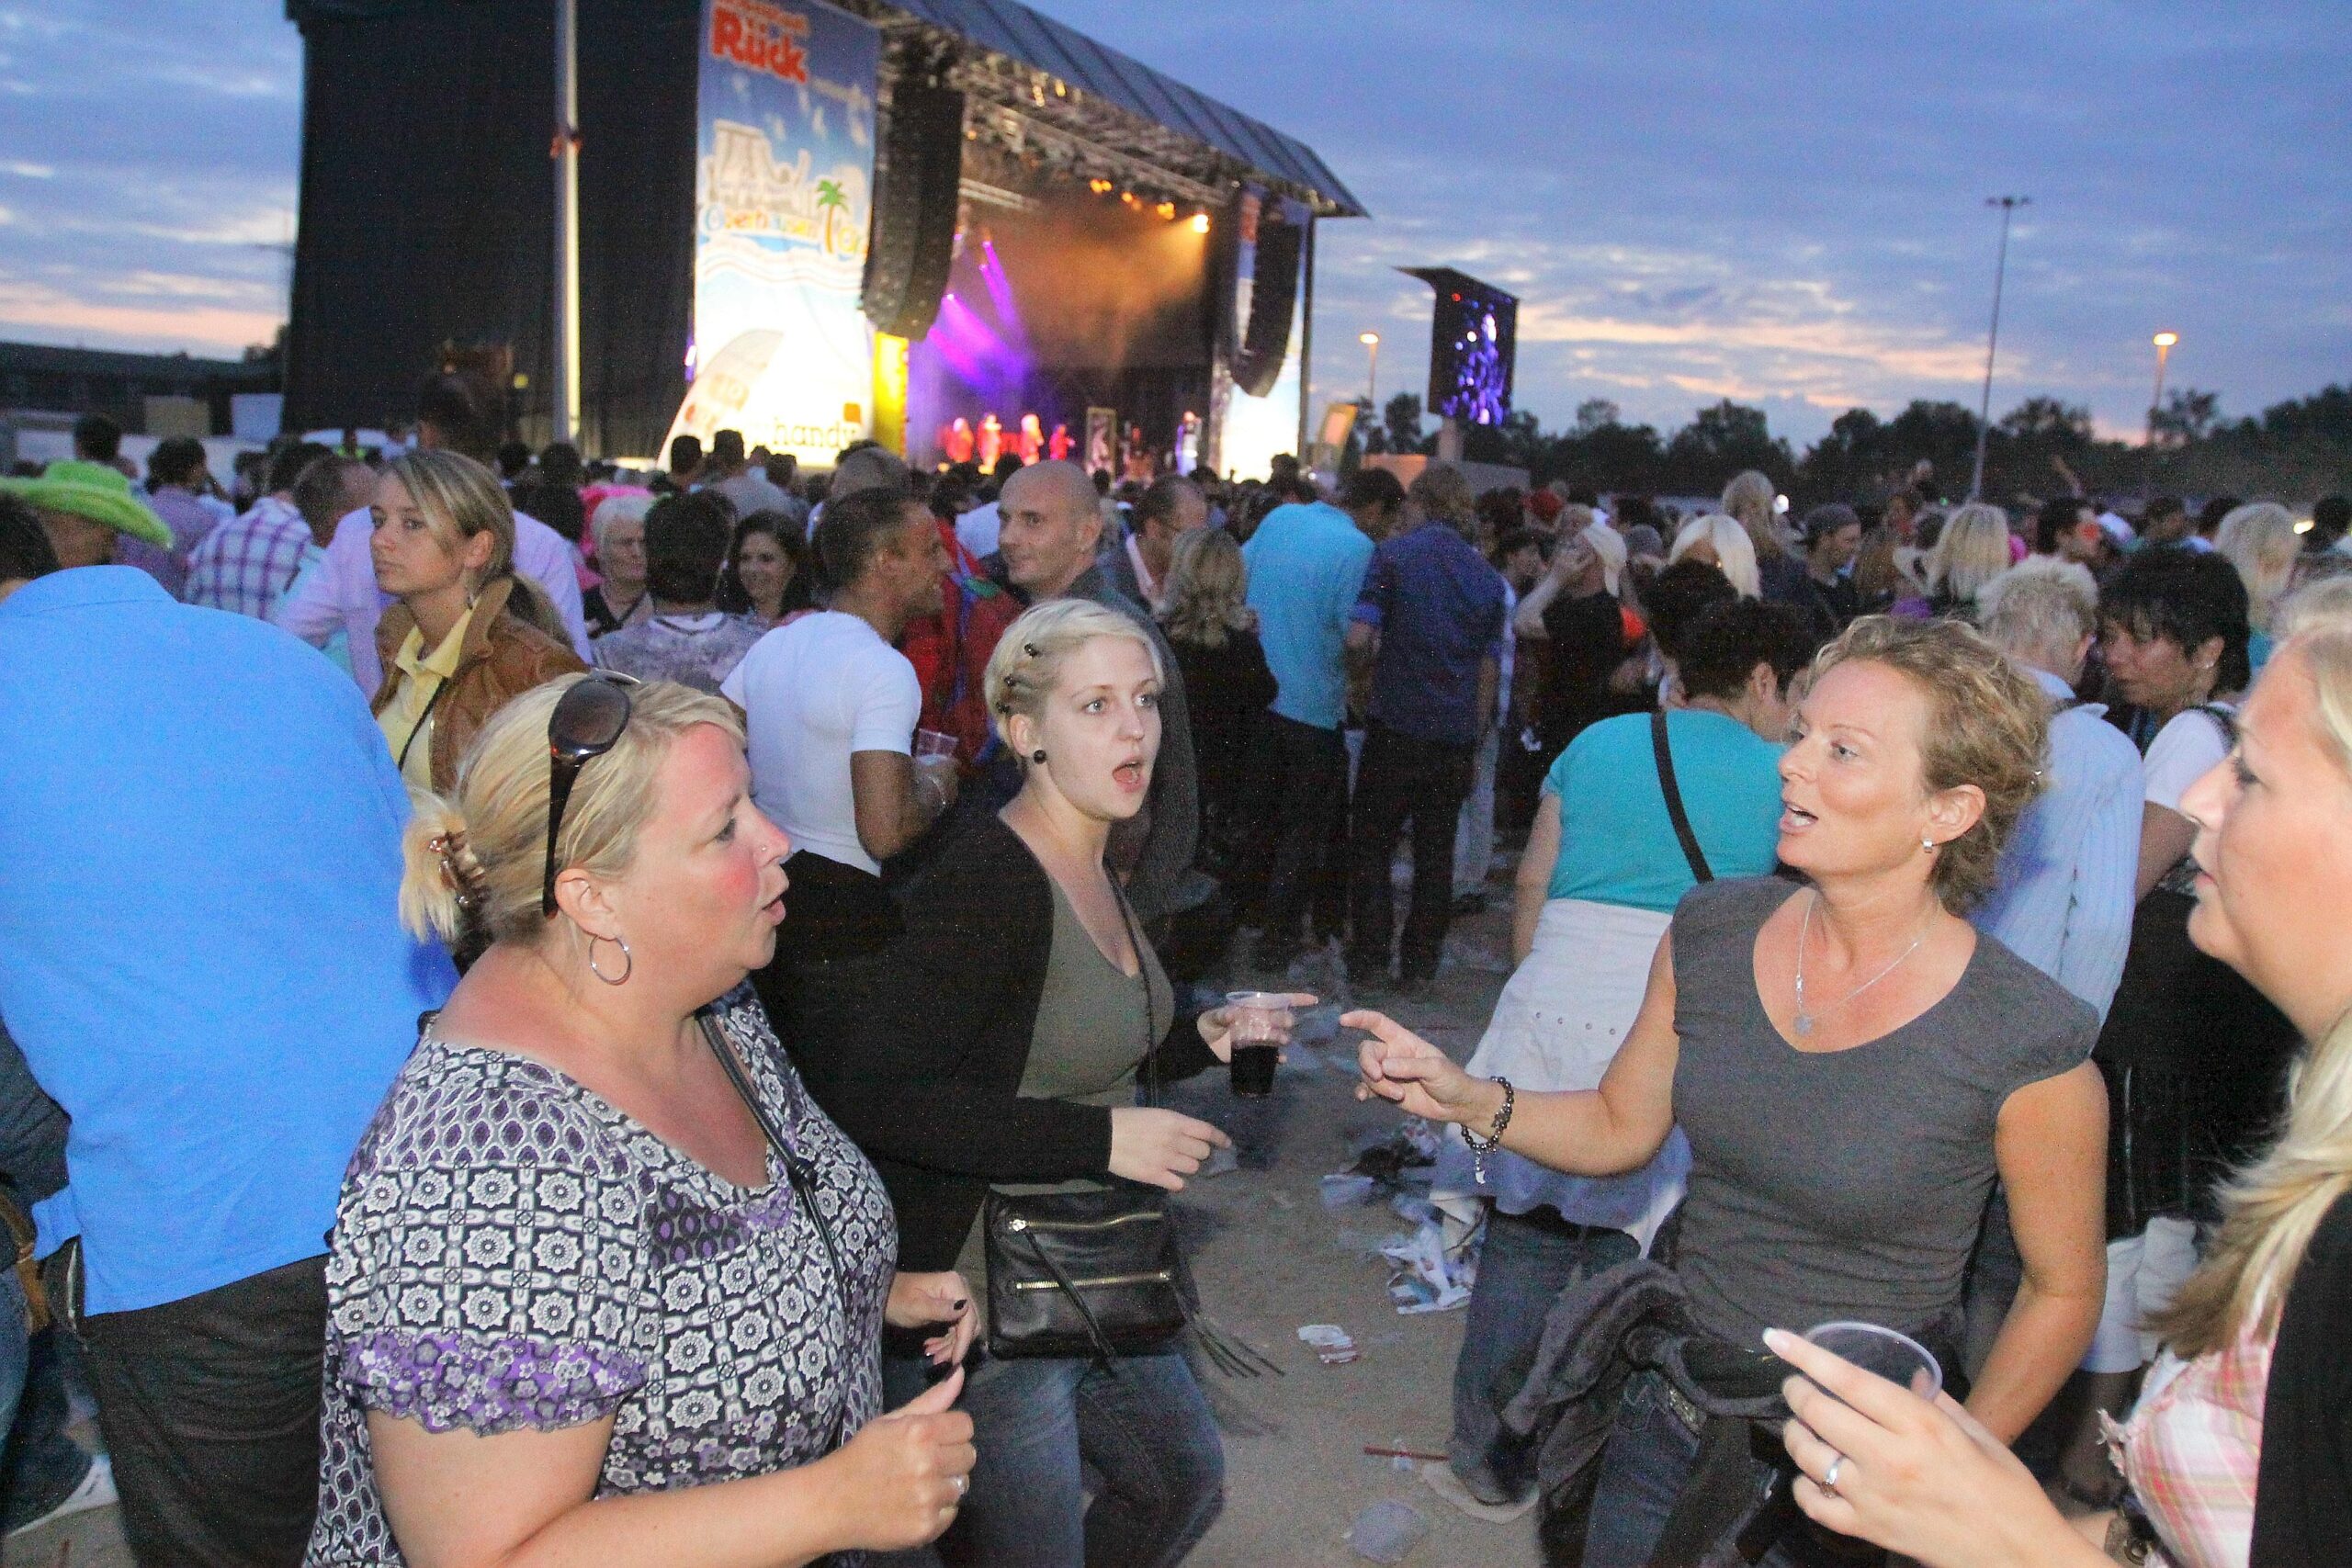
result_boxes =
[588,934,632,986]
[1921,836,1938,854]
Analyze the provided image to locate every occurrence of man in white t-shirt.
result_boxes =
[725,486,956,1034]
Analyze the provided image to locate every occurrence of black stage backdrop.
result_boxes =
[286,0,698,457]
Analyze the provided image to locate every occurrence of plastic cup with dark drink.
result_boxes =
[1223,990,1290,1097]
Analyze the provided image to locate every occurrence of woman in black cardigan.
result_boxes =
[794,598,1273,1568]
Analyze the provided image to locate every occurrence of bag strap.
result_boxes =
[1651,711,1713,885]
[697,1010,854,1443]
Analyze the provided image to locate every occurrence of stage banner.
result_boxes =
[666,0,880,467]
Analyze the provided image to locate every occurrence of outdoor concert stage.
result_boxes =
[282,0,1364,477]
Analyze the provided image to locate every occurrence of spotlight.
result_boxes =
[1190,212,1211,235]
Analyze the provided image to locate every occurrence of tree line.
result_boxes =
[1357,382,2352,506]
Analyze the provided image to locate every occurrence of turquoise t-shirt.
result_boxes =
[1545,709,1785,912]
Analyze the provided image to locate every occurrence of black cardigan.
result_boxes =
[787,812,1217,1270]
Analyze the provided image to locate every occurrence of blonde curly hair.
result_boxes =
[1810,615,2049,909]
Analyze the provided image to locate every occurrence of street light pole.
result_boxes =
[1359,331,1380,410]
[2148,332,2177,443]
[2143,331,2177,500]
[552,0,582,448]
[1969,195,2029,501]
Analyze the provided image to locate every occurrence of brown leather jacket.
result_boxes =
[371,575,587,791]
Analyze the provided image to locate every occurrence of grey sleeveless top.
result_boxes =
[1668,877,2096,1348]
[954,876,1173,1285]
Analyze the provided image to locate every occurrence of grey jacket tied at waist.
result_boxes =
[1501,1258,1802,1567]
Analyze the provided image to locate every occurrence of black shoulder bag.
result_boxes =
[982,886,1189,1363]
[1651,710,1713,885]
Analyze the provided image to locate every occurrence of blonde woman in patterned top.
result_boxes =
[308,676,977,1566]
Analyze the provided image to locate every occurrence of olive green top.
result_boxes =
[955,874,1173,1286]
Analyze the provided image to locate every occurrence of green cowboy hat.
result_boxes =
[0,459,173,547]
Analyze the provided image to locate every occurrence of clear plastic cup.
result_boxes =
[913,728,959,761]
[1802,1320,1942,1400]
[1224,990,1291,1097]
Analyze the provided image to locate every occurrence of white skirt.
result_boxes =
[1432,898,1690,1254]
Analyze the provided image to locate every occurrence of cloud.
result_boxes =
[0,276,278,354]
[0,159,50,177]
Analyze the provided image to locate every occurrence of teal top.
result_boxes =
[1544,709,1786,912]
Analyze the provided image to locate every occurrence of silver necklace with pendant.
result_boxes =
[1791,890,1932,1038]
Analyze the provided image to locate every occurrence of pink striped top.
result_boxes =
[2107,1327,2272,1568]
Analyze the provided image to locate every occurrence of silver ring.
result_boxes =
[1821,1455,1844,1496]
[952,1473,969,1498]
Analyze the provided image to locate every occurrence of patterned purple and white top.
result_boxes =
[306,988,895,1565]
[183,496,312,622]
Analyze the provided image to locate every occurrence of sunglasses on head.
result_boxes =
[542,673,639,918]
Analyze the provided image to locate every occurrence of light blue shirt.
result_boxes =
[1973,665,2143,1019]
[1242,502,1374,731]
[282,541,352,676]
[0,569,454,1313]
[1545,709,1786,913]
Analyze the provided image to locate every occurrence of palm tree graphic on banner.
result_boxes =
[816,179,846,255]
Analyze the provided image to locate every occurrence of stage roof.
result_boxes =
[287,0,1364,219]
[879,0,1364,217]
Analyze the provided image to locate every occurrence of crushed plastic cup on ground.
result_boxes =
[1349,1498,1430,1563]
[1297,1324,1359,1365]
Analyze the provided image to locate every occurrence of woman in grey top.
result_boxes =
[1354,616,2108,1566]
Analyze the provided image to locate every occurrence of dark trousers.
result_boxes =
[1250,713,1351,961]
[1347,722,1476,983]
[80,1256,328,1568]
[1449,1211,1637,1502]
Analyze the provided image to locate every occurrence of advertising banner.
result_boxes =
[666,0,880,467]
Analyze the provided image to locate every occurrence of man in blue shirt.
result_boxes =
[1343,466,1508,994]
[1958,558,2143,1420]
[0,561,454,1565]
[1239,469,1391,972]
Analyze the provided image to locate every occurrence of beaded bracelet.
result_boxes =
[1459,1077,1515,1183]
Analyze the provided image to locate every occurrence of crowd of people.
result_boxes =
[0,372,2347,1568]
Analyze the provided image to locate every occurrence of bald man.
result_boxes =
[997,461,1199,924]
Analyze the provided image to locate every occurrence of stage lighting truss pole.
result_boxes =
[1297,213,1317,460]
[552,0,583,446]
[1969,195,2028,501]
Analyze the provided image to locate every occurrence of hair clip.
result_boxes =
[1023,642,1041,659]
[426,831,483,911]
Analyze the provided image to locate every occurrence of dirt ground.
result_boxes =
[6,877,1536,1568]
[1167,887,1544,1568]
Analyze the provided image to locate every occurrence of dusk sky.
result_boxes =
[2,1,2345,445]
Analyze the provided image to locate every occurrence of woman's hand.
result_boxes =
[887,1270,978,1367]
[824,1368,977,1553]
[1347,1010,1504,1129]
[1196,992,1318,1063]
[1766,1329,2107,1568]
[1108,1107,1232,1190]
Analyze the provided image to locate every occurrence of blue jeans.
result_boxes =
[1583,1371,1862,1568]
[0,1270,94,1531]
[921,1348,1224,1568]
[1449,1209,1637,1502]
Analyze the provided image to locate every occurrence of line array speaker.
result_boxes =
[863,80,965,341]
[1232,202,1303,397]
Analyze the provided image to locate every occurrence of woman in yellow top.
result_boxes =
[368,449,583,792]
